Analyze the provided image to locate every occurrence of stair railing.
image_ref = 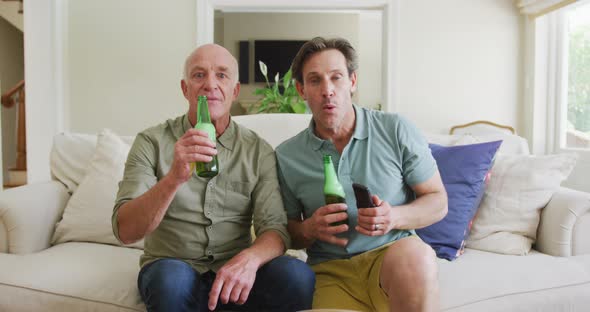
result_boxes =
[1,79,27,171]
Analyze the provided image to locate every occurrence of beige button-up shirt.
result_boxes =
[112,114,289,273]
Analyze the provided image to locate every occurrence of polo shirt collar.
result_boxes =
[351,105,368,140]
[305,104,367,150]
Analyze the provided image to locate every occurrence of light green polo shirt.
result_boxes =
[112,114,289,273]
[276,105,436,265]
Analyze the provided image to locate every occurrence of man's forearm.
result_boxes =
[393,191,448,230]
[287,219,316,250]
[117,175,182,244]
[242,230,286,268]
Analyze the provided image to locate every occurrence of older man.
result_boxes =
[112,44,314,312]
[276,37,448,312]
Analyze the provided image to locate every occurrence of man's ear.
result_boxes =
[295,81,305,99]
[350,71,358,93]
[181,79,189,99]
[232,82,241,100]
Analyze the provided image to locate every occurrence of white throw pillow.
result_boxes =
[52,129,143,249]
[50,133,98,193]
[466,153,577,255]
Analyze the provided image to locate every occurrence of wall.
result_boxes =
[43,1,521,135]
[0,17,23,185]
[63,1,521,135]
[398,0,522,134]
[66,0,197,136]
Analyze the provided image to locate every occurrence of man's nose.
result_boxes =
[203,74,217,90]
[321,80,334,98]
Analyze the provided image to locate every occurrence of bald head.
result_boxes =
[183,44,239,84]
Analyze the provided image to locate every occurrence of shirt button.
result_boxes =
[208,226,213,230]
[206,211,211,216]
[207,250,213,255]
[208,182,213,188]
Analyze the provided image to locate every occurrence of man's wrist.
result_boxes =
[238,248,264,269]
[301,219,316,244]
[162,172,185,190]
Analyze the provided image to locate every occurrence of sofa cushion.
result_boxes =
[425,133,529,156]
[232,113,311,149]
[439,249,590,311]
[417,141,501,260]
[51,129,143,249]
[467,153,577,255]
[0,242,144,311]
[50,132,134,193]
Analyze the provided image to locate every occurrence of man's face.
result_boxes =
[182,45,240,122]
[296,49,357,132]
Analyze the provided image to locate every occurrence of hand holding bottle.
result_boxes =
[167,129,218,185]
[302,203,349,247]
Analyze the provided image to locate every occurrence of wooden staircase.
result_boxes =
[1,79,26,188]
[1,0,22,13]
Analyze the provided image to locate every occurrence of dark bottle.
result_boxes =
[323,155,347,226]
[194,95,219,178]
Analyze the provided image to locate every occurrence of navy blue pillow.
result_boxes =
[416,140,502,261]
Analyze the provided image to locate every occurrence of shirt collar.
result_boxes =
[351,105,368,140]
[305,104,367,151]
[182,113,235,151]
[217,118,236,151]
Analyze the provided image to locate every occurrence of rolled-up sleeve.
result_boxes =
[251,145,291,250]
[111,133,158,243]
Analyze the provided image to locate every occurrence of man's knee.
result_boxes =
[263,256,315,292]
[138,259,200,311]
[257,256,315,308]
[381,238,438,286]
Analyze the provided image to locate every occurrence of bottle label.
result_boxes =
[194,123,216,142]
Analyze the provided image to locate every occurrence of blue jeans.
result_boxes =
[138,256,315,312]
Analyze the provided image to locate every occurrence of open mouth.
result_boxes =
[323,104,337,112]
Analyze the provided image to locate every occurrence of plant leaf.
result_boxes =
[293,101,307,114]
[283,69,292,90]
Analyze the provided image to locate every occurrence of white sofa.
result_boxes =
[0,113,589,312]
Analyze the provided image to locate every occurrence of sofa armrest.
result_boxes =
[536,187,590,256]
[0,181,70,254]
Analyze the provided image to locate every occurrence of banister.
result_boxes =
[1,80,25,108]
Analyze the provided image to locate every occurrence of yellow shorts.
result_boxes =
[311,241,396,312]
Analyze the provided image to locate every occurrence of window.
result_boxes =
[561,2,590,149]
[530,0,590,192]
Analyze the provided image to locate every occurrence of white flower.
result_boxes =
[274,72,279,84]
[259,61,268,78]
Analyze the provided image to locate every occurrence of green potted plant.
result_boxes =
[251,61,307,114]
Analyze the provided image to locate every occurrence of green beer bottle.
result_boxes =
[194,95,219,178]
[323,155,347,226]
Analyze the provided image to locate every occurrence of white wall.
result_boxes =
[66,0,197,136]
[358,11,383,110]
[64,1,521,135]
[0,17,23,185]
[26,0,524,181]
[398,0,522,134]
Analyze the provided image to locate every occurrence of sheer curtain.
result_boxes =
[517,0,580,16]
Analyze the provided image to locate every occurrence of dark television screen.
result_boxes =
[254,40,307,83]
